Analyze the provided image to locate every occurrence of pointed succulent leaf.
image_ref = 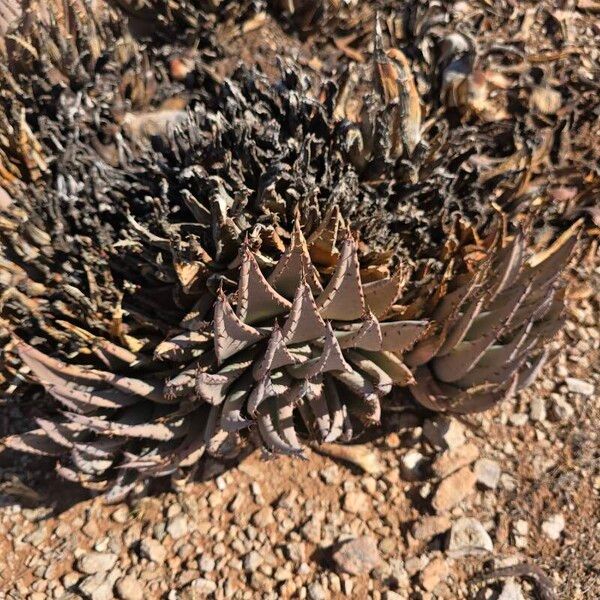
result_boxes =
[236,248,291,324]
[336,313,383,351]
[358,349,415,385]
[316,237,366,321]
[432,283,529,383]
[287,324,351,379]
[345,350,393,396]
[363,268,406,318]
[281,280,328,345]
[253,325,301,381]
[379,320,430,352]
[4,429,66,456]
[213,290,264,364]
[268,224,322,297]
[196,349,255,404]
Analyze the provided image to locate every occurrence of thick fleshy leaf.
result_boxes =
[281,281,327,345]
[305,381,330,441]
[409,366,452,412]
[247,375,277,416]
[220,372,254,432]
[488,233,525,300]
[154,330,211,361]
[64,410,188,441]
[363,268,406,318]
[236,248,291,323]
[71,447,114,475]
[253,326,301,381]
[316,237,366,321]
[436,294,486,356]
[4,430,66,456]
[345,350,393,396]
[277,401,304,455]
[35,419,84,448]
[287,324,351,378]
[213,291,264,364]
[516,349,549,390]
[432,284,529,383]
[257,408,302,456]
[307,204,342,267]
[333,369,381,422]
[196,350,255,404]
[359,350,415,385]
[322,376,344,443]
[379,320,430,352]
[336,313,383,351]
[444,376,518,414]
[268,225,322,297]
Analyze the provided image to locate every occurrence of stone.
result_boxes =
[140,538,167,564]
[115,576,144,600]
[509,413,529,426]
[78,572,118,600]
[332,536,382,575]
[342,491,370,515]
[167,515,189,540]
[243,550,263,572]
[447,518,493,557]
[513,520,529,549]
[382,592,404,600]
[76,553,118,575]
[529,397,547,422]
[252,506,275,528]
[513,520,529,536]
[549,395,574,421]
[300,515,322,543]
[274,566,292,581]
[379,537,396,556]
[184,578,217,597]
[307,582,328,600]
[412,515,451,542]
[198,556,215,573]
[431,467,476,512]
[62,573,81,589]
[405,555,429,576]
[423,417,465,450]
[385,432,401,449]
[474,458,501,490]
[111,507,129,524]
[320,465,341,484]
[420,556,449,592]
[541,514,565,540]
[498,580,526,600]
[431,443,480,478]
[565,377,594,396]
[285,542,306,563]
[400,450,427,481]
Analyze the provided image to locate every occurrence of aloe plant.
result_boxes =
[0,2,576,499]
[406,231,576,413]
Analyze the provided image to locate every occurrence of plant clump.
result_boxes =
[0,1,579,499]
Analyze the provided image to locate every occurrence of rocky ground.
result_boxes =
[1,1,599,599]
[0,253,597,599]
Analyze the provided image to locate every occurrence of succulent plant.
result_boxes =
[4,216,432,498]
[405,230,576,413]
[0,2,577,499]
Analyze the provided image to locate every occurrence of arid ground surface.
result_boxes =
[0,1,599,599]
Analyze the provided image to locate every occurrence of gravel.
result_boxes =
[431,467,477,512]
[77,552,118,575]
[331,536,382,575]
[541,513,566,540]
[474,458,502,490]
[447,518,494,557]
